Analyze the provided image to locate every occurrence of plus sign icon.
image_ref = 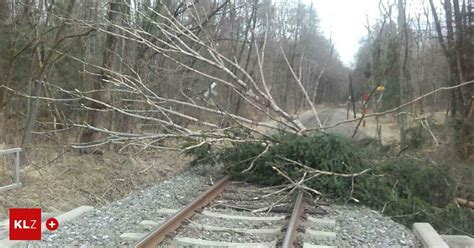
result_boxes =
[9,208,60,240]
[46,218,59,231]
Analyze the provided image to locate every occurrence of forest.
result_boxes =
[0,0,473,236]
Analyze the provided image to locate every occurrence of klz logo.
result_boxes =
[9,208,41,240]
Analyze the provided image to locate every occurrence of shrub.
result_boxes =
[184,130,473,234]
[221,133,367,199]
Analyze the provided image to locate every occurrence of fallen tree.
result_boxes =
[185,132,473,235]
[2,1,472,236]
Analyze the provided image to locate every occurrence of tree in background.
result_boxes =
[0,0,349,152]
[353,0,473,157]
[428,0,473,157]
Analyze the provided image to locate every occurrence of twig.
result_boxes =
[420,118,439,146]
[456,198,474,209]
[280,46,323,129]
[279,156,373,178]
[182,141,207,152]
[261,185,292,198]
[252,203,287,213]
[352,84,380,138]
[303,80,474,133]
[242,144,270,173]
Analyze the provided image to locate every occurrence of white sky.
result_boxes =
[309,0,380,67]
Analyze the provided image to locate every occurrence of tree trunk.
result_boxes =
[21,80,43,148]
[398,0,411,146]
[80,0,120,146]
[0,0,10,145]
[429,0,474,157]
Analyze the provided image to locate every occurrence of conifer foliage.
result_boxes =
[185,131,473,234]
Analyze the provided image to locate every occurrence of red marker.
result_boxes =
[45,218,59,231]
[9,208,42,240]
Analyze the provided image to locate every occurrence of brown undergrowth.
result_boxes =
[0,146,189,218]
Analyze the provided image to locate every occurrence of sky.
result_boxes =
[309,0,380,67]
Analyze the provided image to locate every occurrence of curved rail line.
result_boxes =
[133,176,306,248]
[133,176,230,248]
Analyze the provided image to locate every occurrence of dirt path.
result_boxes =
[298,107,364,137]
[260,106,402,144]
[299,107,403,144]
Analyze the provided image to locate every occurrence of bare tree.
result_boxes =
[80,0,120,145]
[428,0,473,156]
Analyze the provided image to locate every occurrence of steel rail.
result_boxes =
[133,176,230,248]
[282,192,306,248]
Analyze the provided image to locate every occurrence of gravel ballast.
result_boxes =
[31,166,222,247]
[303,204,421,247]
[11,165,420,247]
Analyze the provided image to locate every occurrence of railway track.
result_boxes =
[124,176,338,248]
